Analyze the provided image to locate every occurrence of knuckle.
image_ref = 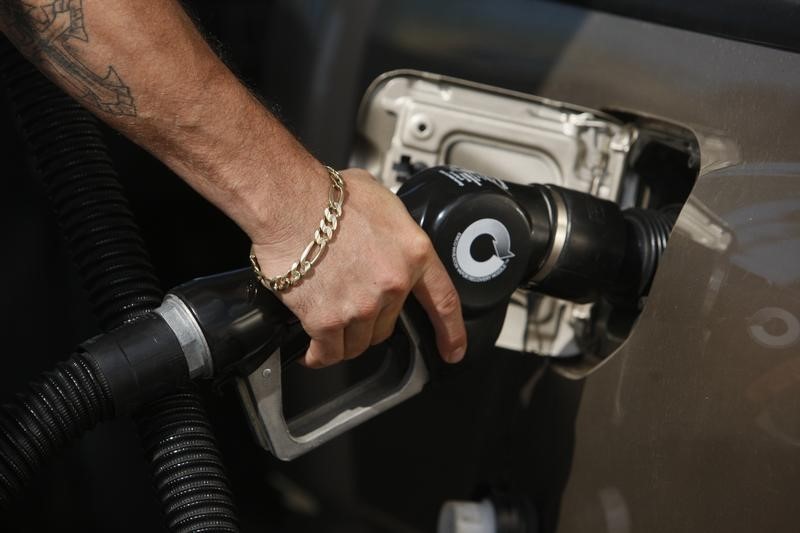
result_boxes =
[435,326,467,357]
[449,331,468,352]
[310,315,346,335]
[350,300,380,322]
[378,271,409,295]
[434,288,462,317]
[407,232,433,263]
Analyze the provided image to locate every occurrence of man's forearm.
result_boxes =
[0,0,327,244]
[0,0,470,372]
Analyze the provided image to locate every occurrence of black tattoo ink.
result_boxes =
[1,0,136,116]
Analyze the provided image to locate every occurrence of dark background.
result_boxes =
[0,0,790,531]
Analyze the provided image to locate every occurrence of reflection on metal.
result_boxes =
[748,307,800,349]
[726,198,800,286]
[696,131,741,174]
[598,486,631,533]
[530,186,569,283]
[747,355,800,447]
[675,196,733,252]
[754,409,800,448]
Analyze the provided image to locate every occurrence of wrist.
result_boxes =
[239,159,331,260]
[250,166,345,291]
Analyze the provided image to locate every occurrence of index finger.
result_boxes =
[412,255,467,363]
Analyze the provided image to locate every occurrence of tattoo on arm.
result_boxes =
[0,0,136,116]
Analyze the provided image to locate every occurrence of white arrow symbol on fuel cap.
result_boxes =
[454,218,515,282]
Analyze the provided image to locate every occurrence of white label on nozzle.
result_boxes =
[439,168,509,190]
[452,218,514,283]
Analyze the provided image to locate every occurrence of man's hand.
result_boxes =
[251,168,467,367]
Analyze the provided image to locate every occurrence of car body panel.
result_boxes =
[338,3,800,531]
[524,11,800,533]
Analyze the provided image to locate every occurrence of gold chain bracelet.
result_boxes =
[249,166,345,292]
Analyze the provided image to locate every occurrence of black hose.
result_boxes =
[139,394,239,532]
[622,208,676,296]
[0,43,161,329]
[0,38,240,530]
[0,353,114,507]
[607,207,677,306]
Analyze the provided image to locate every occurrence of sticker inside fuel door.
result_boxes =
[452,218,515,282]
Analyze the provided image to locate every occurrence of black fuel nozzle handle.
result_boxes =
[158,268,295,379]
[156,269,432,460]
[79,268,294,415]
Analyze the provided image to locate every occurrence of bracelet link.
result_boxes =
[250,166,345,293]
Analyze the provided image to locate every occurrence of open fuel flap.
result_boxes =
[352,70,698,371]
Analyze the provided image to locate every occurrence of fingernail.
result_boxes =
[449,346,466,363]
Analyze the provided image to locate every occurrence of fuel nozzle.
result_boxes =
[398,166,675,333]
[156,268,292,379]
[78,269,292,416]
